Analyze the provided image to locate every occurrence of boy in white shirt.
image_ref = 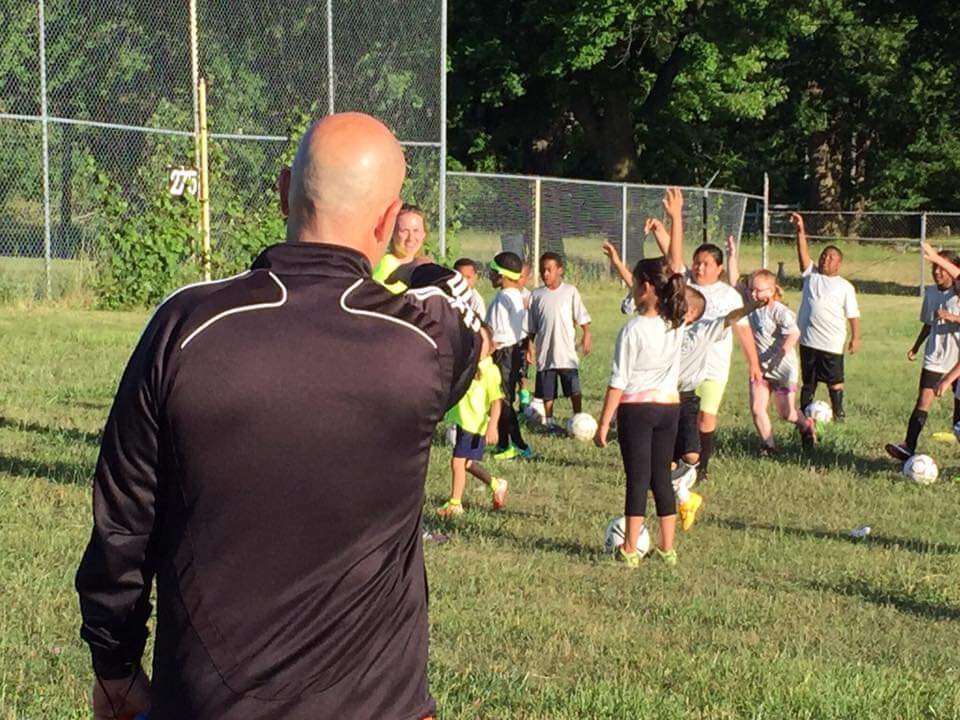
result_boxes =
[792,213,861,421]
[453,257,486,319]
[486,251,533,459]
[528,252,592,429]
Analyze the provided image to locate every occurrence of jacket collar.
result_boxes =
[251,242,372,278]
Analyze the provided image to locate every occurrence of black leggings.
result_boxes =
[618,403,680,518]
[493,345,527,451]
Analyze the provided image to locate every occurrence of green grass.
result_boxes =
[2,287,960,719]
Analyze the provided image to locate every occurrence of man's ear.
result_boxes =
[375,197,403,248]
[277,166,291,218]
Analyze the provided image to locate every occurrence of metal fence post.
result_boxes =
[326,0,335,114]
[437,0,447,259]
[762,173,770,270]
[38,0,52,299]
[533,177,541,287]
[198,78,211,282]
[620,184,628,268]
[920,212,927,298]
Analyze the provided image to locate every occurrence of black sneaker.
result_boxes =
[696,467,709,485]
[884,443,912,462]
[757,444,778,459]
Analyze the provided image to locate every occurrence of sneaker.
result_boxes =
[671,462,698,493]
[696,467,709,485]
[655,547,678,566]
[679,492,703,531]
[518,446,535,460]
[613,545,641,568]
[492,478,508,510]
[492,445,520,461]
[422,528,450,545]
[885,443,912,462]
[757,444,777,459]
[436,501,464,518]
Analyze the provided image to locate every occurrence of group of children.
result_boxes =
[377,192,872,566]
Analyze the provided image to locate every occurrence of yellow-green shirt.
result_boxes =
[372,253,409,294]
[445,357,504,435]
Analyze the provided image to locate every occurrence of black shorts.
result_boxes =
[918,368,959,392]
[800,345,844,386]
[675,391,701,459]
[493,344,524,404]
[535,369,581,400]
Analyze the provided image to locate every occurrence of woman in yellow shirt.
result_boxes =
[372,204,429,293]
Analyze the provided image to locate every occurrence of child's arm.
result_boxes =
[580,324,593,356]
[922,242,960,279]
[937,308,960,323]
[847,317,861,354]
[663,187,685,274]
[909,325,931,361]
[723,298,763,326]
[791,212,812,273]
[733,321,764,384]
[645,218,671,259]
[726,235,739,287]
[594,387,623,448]
[936,360,960,397]
[485,400,502,446]
[602,241,634,286]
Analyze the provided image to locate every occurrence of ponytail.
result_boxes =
[632,258,688,329]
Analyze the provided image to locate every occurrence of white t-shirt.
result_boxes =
[529,283,592,371]
[486,287,528,348]
[797,264,860,354]
[609,315,685,397]
[748,301,800,385]
[687,277,743,384]
[467,287,486,320]
[920,285,960,373]
[678,318,727,393]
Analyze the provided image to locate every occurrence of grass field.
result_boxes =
[2,284,960,719]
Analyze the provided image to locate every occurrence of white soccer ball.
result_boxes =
[603,515,651,556]
[903,454,938,485]
[568,413,599,443]
[523,397,546,424]
[805,400,833,424]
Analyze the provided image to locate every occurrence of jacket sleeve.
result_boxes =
[75,314,167,679]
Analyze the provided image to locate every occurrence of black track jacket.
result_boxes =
[75,242,479,719]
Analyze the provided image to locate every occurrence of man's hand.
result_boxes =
[92,671,151,720]
[789,212,805,234]
[848,337,861,354]
[663,187,683,218]
[907,348,917,362]
[594,423,609,448]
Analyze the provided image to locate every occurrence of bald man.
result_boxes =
[76,113,479,720]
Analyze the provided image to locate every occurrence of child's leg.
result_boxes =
[565,370,583,414]
[538,370,557,421]
[450,456,468,502]
[617,404,653,554]
[773,388,801,425]
[799,345,817,410]
[465,460,493,487]
[650,405,680,551]
[904,386,937,453]
[508,347,529,448]
[750,380,775,448]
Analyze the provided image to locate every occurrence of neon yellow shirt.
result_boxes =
[372,253,409,294]
[445,357,504,435]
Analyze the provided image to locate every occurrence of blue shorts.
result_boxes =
[535,369,581,401]
[453,427,485,461]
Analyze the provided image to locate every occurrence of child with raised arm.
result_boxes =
[528,252,592,428]
[486,251,533,459]
[595,256,688,567]
[886,243,960,460]
[744,270,817,454]
[438,325,509,517]
[792,212,861,421]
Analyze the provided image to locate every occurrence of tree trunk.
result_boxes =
[807,130,843,211]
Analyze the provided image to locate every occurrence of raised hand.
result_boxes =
[789,212,805,234]
[663,187,683,218]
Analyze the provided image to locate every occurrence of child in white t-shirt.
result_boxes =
[792,212,861,421]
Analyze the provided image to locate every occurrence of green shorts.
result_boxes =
[695,378,728,416]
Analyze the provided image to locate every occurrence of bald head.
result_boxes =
[286,113,406,263]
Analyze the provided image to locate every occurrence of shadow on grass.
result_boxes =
[709,516,960,556]
[0,416,102,447]
[807,578,960,621]
[779,275,918,297]
[0,452,92,485]
[718,425,895,478]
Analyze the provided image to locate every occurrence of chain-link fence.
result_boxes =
[765,210,960,296]
[447,171,762,284]
[0,0,443,301]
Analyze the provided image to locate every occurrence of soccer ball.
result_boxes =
[903,454,938,485]
[567,413,599,443]
[523,397,546,425]
[445,425,458,446]
[805,400,833,424]
[603,515,651,556]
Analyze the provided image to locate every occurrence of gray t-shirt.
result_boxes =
[748,301,800,386]
[678,318,727,393]
[798,264,860,354]
[687,277,744,383]
[529,282,592,371]
[467,287,486,320]
[921,285,960,373]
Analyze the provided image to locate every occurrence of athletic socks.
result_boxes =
[905,409,928,453]
[829,388,845,419]
[699,431,716,477]
[800,383,816,412]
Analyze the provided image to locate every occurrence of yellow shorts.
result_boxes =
[695,378,728,416]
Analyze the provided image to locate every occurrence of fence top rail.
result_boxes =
[771,209,923,216]
[447,169,764,201]
[768,231,920,243]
